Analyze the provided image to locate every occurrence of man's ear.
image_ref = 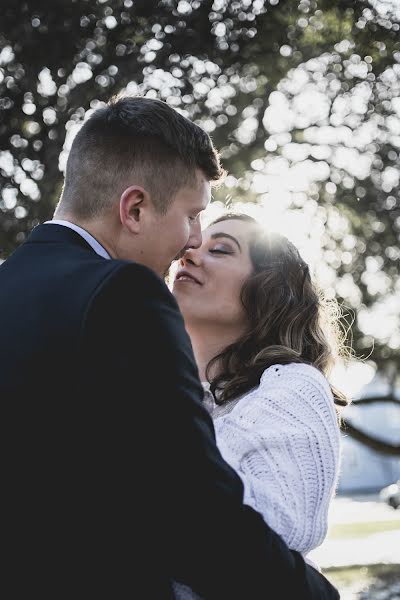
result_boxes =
[119,186,150,234]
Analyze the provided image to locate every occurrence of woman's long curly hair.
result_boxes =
[206,213,351,414]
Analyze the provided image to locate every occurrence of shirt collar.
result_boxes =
[45,220,111,260]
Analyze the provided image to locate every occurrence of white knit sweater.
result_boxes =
[205,362,341,556]
[172,363,341,598]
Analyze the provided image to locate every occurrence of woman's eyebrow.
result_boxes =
[209,233,242,252]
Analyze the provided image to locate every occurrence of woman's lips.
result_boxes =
[175,270,202,285]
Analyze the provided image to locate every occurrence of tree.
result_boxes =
[1,0,399,453]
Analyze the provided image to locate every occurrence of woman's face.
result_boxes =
[172,219,254,334]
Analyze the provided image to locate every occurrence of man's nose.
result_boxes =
[187,219,202,250]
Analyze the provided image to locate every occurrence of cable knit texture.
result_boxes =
[172,363,341,598]
[208,362,341,555]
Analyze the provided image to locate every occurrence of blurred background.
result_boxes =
[1,1,399,596]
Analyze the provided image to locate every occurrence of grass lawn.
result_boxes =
[319,516,400,597]
[328,519,400,539]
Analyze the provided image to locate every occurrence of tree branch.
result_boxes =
[341,418,400,456]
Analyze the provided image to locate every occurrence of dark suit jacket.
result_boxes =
[0,224,339,599]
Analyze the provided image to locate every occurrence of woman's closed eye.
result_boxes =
[209,246,233,255]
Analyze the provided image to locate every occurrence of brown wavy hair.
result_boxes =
[206,213,350,414]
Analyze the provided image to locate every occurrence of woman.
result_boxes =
[172,212,350,565]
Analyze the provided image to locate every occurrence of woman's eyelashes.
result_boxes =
[209,246,233,255]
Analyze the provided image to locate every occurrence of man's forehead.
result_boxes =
[182,171,210,193]
[195,171,212,196]
[193,179,211,209]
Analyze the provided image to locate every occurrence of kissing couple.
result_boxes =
[0,94,347,599]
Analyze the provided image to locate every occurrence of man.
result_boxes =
[0,95,339,598]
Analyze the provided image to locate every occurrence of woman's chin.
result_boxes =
[173,281,196,299]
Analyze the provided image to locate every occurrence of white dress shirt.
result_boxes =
[44,219,111,260]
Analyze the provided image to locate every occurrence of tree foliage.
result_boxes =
[1,0,399,381]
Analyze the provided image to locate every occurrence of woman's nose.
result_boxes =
[180,247,202,267]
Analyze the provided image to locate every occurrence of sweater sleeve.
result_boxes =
[213,363,341,555]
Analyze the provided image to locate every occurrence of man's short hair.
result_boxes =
[59,95,225,219]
